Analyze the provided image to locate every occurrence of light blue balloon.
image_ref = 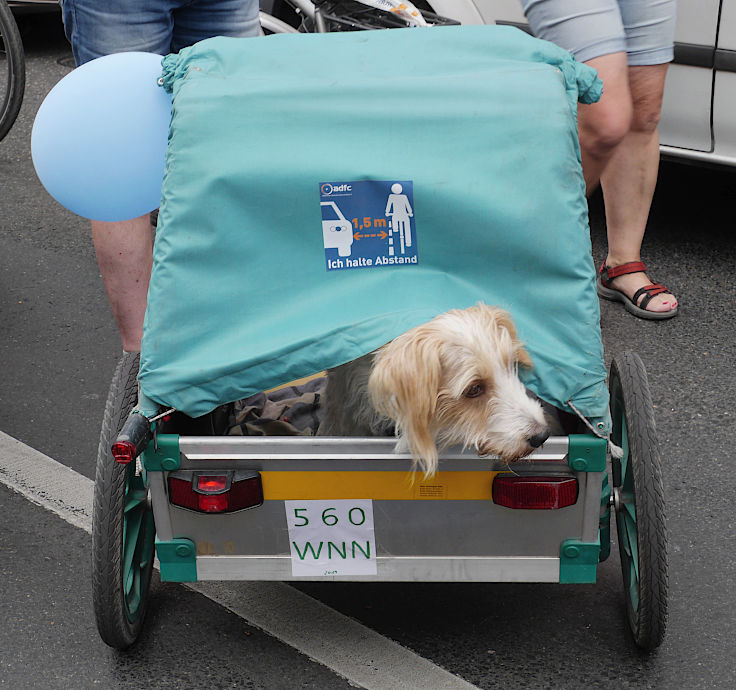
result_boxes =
[31,52,171,222]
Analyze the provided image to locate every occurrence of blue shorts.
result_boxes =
[60,0,261,66]
[520,0,676,65]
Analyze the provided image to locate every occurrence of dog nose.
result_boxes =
[528,429,550,448]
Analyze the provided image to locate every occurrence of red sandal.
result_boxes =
[597,261,678,320]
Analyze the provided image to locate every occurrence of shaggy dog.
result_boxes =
[318,303,551,476]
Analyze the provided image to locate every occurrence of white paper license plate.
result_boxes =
[285,499,378,577]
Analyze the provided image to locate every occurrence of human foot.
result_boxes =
[597,261,678,320]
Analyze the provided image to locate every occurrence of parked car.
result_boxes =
[420,0,736,168]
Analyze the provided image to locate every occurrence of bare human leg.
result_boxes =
[598,63,676,314]
[578,53,633,196]
[91,214,153,352]
[578,56,676,315]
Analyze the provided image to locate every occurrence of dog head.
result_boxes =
[368,303,549,477]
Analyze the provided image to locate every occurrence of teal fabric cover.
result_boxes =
[139,25,608,423]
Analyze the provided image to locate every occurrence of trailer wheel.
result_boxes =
[609,352,668,651]
[92,352,155,649]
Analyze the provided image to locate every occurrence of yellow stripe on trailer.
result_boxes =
[260,470,500,500]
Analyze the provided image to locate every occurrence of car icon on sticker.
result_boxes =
[321,201,353,257]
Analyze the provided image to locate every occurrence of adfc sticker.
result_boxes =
[320,180,418,271]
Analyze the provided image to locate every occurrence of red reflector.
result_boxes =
[196,475,228,493]
[168,477,199,511]
[493,476,578,509]
[229,475,263,511]
[168,473,263,514]
[111,441,136,464]
[198,493,229,512]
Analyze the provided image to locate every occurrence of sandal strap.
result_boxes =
[633,283,668,310]
[599,261,647,286]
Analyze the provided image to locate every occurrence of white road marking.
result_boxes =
[0,431,479,690]
[0,431,93,532]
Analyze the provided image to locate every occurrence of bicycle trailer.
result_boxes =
[91,25,668,652]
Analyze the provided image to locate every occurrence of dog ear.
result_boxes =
[368,327,443,477]
[514,344,534,370]
[478,303,534,371]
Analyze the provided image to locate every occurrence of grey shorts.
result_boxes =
[520,0,676,65]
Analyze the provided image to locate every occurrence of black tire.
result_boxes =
[0,0,25,142]
[609,351,668,650]
[92,352,156,649]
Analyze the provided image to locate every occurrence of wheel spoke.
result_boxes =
[122,511,144,591]
[618,517,639,614]
[122,468,150,618]
[619,412,630,486]
[125,474,148,513]
[125,490,147,514]
[617,488,641,611]
[628,558,639,611]
[617,414,640,608]
[622,512,639,582]
[139,510,155,569]
[621,496,636,522]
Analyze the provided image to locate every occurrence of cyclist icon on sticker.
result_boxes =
[384,183,413,255]
[320,180,418,272]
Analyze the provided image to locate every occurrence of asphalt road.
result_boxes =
[1,11,735,689]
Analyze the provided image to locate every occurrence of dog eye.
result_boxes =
[464,383,486,399]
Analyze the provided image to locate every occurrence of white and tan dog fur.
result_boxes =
[318,303,551,476]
